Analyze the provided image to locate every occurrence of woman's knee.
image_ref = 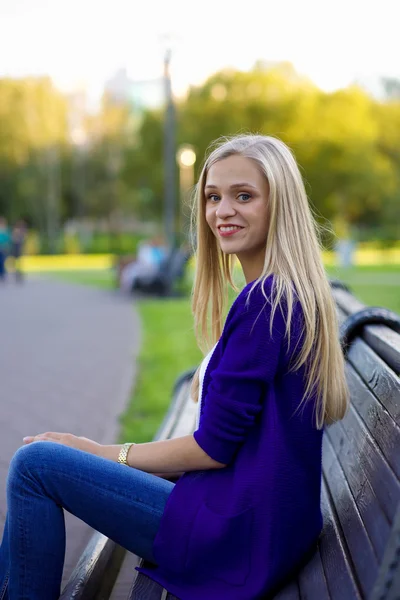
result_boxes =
[8,442,60,481]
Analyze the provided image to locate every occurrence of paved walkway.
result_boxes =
[0,277,140,589]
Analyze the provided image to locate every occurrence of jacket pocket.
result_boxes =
[185,503,253,586]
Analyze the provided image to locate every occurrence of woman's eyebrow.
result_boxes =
[204,183,257,190]
[230,183,257,190]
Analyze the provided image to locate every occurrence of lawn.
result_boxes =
[49,264,400,313]
[47,269,115,289]
[118,299,202,443]
[46,264,400,443]
[326,265,400,314]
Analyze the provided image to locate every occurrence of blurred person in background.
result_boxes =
[0,217,11,281]
[120,234,167,293]
[10,220,27,282]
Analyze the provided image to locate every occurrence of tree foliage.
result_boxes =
[0,64,399,245]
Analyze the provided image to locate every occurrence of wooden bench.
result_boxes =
[60,284,400,600]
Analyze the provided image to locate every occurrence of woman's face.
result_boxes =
[204,155,270,277]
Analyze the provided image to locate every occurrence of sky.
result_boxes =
[0,0,398,106]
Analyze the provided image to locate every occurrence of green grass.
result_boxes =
[118,298,202,443]
[326,265,400,313]
[46,264,400,312]
[46,269,115,289]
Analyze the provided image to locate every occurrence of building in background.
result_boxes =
[104,67,164,112]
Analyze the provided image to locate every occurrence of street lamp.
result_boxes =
[70,126,88,220]
[177,146,196,169]
[163,48,176,248]
[176,144,196,239]
[68,88,88,225]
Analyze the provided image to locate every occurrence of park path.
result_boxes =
[0,276,140,589]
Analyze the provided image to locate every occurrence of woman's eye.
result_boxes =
[208,194,220,202]
[238,193,251,202]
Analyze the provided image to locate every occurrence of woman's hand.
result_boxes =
[23,432,102,456]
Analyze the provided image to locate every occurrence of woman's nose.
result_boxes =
[216,197,236,219]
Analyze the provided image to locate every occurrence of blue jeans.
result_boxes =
[0,442,174,599]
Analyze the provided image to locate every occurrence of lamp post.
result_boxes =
[45,145,61,254]
[68,88,88,249]
[163,48,176,248]
[70,126,88,220]
[176,145,196,240]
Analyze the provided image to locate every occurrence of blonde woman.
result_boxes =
[0,134,348,599]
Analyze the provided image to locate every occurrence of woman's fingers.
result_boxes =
[23,432,66,444]
[21,433,101,456]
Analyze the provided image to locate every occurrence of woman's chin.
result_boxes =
[218,241,241,255]
[219,246,238,256]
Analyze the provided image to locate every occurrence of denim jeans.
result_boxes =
[0,441,174,599]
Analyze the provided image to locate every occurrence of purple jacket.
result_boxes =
[139,277,323,599]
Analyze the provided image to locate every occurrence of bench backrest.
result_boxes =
[160,247,189,282]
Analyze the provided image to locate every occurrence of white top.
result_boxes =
[195,343,218,428]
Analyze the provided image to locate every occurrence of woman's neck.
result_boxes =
[237,253,265,285]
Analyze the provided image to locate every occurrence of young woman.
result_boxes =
[0,134,349,600]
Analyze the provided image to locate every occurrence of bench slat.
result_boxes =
[59,532,121,599]
[326,420,391,561]
[363,326,400,375]
[369,506,400,600]
[129,572,176,599]
[298,549,330,600]
[346,337,400,424]
[322,436,378,597]
[318,480,362,600]
[333,289,400,373]
[345,365,400,479]
[334,400,399,524]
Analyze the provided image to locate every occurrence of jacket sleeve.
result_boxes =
[194,285,286,465]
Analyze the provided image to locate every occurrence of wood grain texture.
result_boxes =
[333,400,399,524]
[59,533,117,599]
[346,337,400,424]
[129,573,166,600]
[322,435,378,598]
[345,364,400,479]
[363,326,400,376]
[369,506,400,600]
[326,419,391,562]
[318,480,362,600]
[129,572,179,600]
[333,289,400,373]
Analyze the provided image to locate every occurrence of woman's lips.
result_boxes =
[218,226,244,237]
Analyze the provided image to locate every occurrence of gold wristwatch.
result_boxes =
[118,442,134,466]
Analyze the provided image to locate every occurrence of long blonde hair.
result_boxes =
[191,134,349,429]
